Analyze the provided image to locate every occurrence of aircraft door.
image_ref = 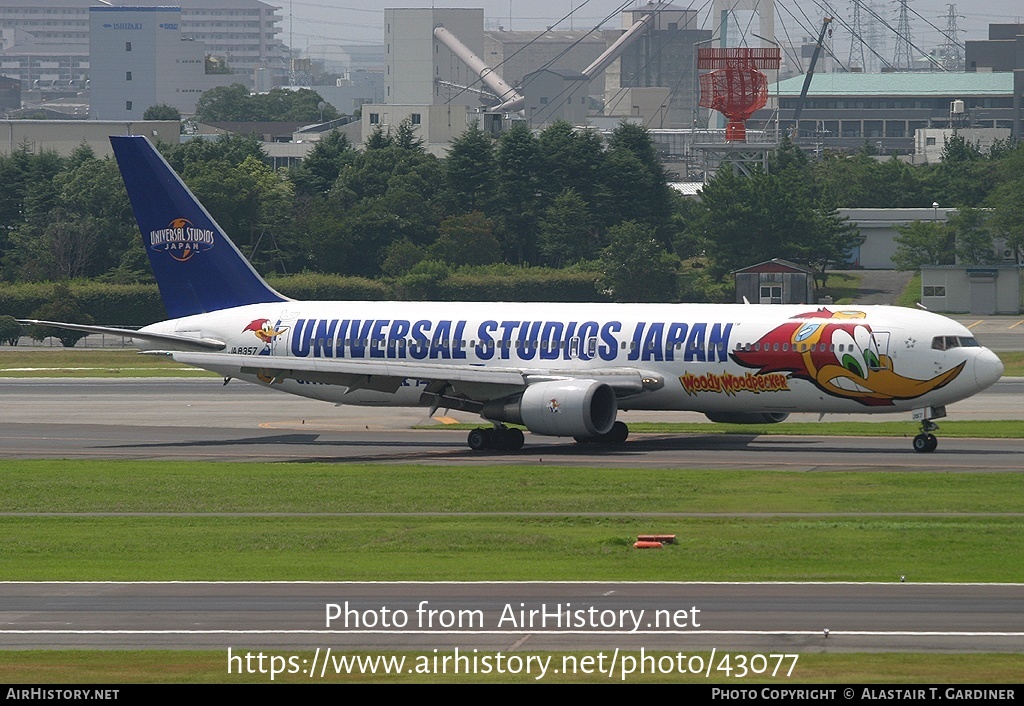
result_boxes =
[871,330,891,369]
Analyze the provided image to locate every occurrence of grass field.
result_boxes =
[2,460,1021,682]
[2,461,1022,583]
[0,348,212,377]
[895,273,922,308]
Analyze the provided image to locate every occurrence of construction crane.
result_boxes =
[791,17,834,135]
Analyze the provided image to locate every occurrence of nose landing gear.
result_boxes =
[911,406,945,453]
[912,423,938,453]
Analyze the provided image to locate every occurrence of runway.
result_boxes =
[1,378,1021,662]
[1,378,1022,468]
[2,582,1021,653]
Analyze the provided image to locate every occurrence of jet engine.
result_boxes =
[704,411,790,424]
[482,380,617,437]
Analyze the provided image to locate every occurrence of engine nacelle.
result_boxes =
[482,380,617,437]
[704,411,790,424]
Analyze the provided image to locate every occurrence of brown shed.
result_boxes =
[733,258,816,304]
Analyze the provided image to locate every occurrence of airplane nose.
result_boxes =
[973,349,1004,389]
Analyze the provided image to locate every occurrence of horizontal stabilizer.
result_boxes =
[18,320,226,351]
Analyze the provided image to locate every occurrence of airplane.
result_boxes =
[21,135,1004,453]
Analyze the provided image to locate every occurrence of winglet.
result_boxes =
[110,135,288,318]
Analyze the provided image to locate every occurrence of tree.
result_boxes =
[144,104,182,121]
[598,221,679,302]
[928,132,996,208]
[891,220,955,271]
[194,84,253,122]
[692,143,859,282]
[696,169,816,277]
[182,155,294,273]
[443,121,496,214]
[289,130,355,197]
[812,150,875,210]
[949,207,998,265]
[537,189,599,267]
[988,178,1024,263]
[28,283,95,348]
[495,123,543,264]
[163,133,266,174]
[537,121,605,204]
[428,212,502,266]
[380,237,426,276]
[602,122,674,238]
[393,118,424,150]
[0,315,22,346]
[804,210,860,287]
[51,156,136,277]
[194,85,339,123]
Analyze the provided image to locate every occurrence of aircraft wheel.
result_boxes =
[604,421,629,444]
[912,433,936,453]
[490,426,514,451]
[505,428,525,451]
[574,435,594,444]
[467,428,489,451]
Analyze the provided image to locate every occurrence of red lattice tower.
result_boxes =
[698,48,781,142]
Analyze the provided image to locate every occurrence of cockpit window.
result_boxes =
[932,336,980,351]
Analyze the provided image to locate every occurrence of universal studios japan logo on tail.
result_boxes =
[149,218,215,262]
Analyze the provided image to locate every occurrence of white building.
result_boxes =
[89,6,237,120]
[913,128,1013,165]
[360,8,482,155]
[0,0,287,86]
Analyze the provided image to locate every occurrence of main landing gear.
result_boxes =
[911,406,945,453]
[574,421,629,446]
[467,425,525,451]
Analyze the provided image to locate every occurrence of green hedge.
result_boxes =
[443,270,606,301]
[0,282,165,327]
[0,269,609,324]
[267,272,391,301]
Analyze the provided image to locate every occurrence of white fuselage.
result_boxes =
[140,302,1003,417]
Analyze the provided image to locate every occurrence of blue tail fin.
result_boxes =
[110,135,287,319]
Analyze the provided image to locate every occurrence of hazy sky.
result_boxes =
[280,0,1020,55]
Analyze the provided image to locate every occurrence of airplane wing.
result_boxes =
[148,350,665,411]
[16,320,226,351]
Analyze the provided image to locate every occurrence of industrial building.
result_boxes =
[838,208,953,270]
[361,3,714,153]
[88,6,238,120]
[921,265,1023,315]
[0,119,179,156]
[752,72,1017,154]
